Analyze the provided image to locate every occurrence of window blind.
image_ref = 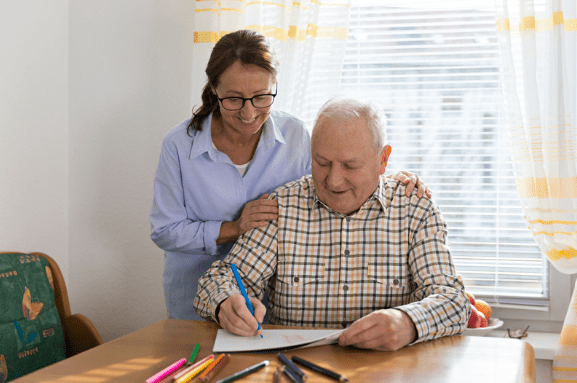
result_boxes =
[340,1,548,307]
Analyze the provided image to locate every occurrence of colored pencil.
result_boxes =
[146,358,187,383]
[199,353,230,382]
[173,357,213,383]
[278,353,307,381]
[215,360,269,383]
[291,356,349,382]
[230,263,263,338]
[188,343,200,364]
[172,355,214,381]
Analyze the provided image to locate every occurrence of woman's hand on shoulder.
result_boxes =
[234,194,279,236]
[387,171,432,198]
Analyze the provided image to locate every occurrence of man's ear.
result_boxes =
[379,145,392,175]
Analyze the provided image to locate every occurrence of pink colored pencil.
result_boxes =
[146,358,187,383]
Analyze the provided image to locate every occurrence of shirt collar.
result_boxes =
[189,114,214,160]
[310,175,391,217]
[261,112,286,148]
[188,112,286,160]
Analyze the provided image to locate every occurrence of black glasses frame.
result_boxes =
[504,325,530,339]
[213,87,278,111]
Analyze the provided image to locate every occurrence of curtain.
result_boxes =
[191,0,351,126]
[495,0,577,380]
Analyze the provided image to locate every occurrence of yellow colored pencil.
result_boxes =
[173,358,213,383]
[172,354,214,381]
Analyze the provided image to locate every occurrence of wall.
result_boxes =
[0,1,69,274]
[67,0,195,341]
[1,1,197,342]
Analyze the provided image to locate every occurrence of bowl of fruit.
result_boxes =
[463,292,503,336]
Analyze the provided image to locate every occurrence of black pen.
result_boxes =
[291,356,349,382]
[278,353,307,381]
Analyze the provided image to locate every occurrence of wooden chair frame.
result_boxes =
[1,251,104,357]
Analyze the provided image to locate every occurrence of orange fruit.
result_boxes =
[475,299,492,321]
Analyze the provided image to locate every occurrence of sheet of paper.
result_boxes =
[212,329,344,353]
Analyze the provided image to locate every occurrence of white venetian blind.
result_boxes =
[339,0,548,307]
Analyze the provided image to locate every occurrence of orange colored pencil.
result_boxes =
[199,353,230,382]
[173,357,213,383]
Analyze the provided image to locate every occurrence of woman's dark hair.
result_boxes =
[187,29,280,135]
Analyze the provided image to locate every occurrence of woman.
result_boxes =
[150,29,429,320]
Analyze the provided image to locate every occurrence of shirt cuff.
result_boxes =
[203,221,222,255]
[395,304,430,344]
[209,290,236,322]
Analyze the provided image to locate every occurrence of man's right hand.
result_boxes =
[217,294,266,337]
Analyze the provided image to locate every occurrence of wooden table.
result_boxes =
[13,320,535,383]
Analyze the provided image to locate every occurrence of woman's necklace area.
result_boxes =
[212,118,261,165]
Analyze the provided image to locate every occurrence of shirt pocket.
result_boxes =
[274,260,326,325]
[277,261,325,290]
[367,263,410,308]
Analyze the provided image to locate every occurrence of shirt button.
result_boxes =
[343,285,349,291]
[346,217,351,222]
[344,249,350,257]
[294,277,300,283]
[393,279,400,285]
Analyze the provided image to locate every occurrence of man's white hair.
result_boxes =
[313,97,388,152]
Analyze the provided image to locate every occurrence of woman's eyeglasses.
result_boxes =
[214,87,277,111]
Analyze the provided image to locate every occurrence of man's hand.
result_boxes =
[338,309,417,351]
[217,294,266,337]
[387,171,432,198]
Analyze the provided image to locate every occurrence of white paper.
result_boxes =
[212,329,344,353]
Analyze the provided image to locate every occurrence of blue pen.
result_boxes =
[230,263,263,338]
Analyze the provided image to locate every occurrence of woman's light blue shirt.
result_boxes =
[150,110,312,319]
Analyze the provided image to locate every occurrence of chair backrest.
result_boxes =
[0,252,67,382]
[31,252,71,324]
[0,252,103,382]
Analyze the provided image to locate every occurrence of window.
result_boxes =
[337,0,564,313]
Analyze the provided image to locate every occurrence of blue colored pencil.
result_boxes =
[230,263,263,338]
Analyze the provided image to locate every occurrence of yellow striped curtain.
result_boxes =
[495,0,577,380]
[191,0,351,125]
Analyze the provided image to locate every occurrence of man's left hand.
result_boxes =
[338,309,417,351]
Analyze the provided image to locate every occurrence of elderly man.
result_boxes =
[193,98,470,351]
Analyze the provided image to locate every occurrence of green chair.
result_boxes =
[0,252,103,382]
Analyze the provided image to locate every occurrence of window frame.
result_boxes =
[490,268,572,331]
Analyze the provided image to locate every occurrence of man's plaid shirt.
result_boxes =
[194,175,469,343]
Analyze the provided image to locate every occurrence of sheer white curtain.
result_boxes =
[191,0,351,125]
[495,0,577,379]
